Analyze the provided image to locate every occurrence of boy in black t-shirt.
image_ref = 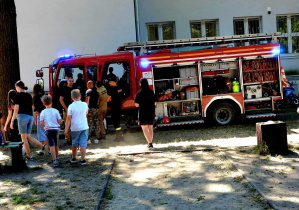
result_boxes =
[86,80,100,143]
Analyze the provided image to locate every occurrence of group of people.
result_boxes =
[0,74,156,167]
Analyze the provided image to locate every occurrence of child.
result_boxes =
[33,84,48,155]
[65,89,89,165]
[40,95,62,167]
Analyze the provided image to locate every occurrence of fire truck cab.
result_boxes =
[37,32,284,127]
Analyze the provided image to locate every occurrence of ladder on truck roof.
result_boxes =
[118,32,283,52]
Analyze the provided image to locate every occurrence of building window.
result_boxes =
[146,22,175,41]
[277,14,299,53]
[190,20,218,38]
[233,17,261,35]
[234,20,244,35]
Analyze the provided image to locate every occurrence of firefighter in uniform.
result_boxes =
[86,80,100,143]
[107,77,124,141]
[96,81,108,139]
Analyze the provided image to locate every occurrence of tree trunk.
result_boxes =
[0,0,20,117]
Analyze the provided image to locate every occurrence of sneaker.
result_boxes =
[37,150,44,155]
[79,159,86,165]
[70,158,77,163]
[147,143,154,149]
[87,139,92,145]
[25,156,33,160]
[53,159,59,167]
[94,139,99,144]
[48,152,51,155]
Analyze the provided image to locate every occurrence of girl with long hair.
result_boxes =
[134,78,156,148]
[10,81,46,160]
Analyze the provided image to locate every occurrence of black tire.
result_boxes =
[291,97,299,105]
[212,102,236,125]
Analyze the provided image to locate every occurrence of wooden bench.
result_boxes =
[0,142,26,171]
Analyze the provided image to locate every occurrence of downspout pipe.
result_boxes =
[134,0,140,42]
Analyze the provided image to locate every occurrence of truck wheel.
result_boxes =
[212,103,236,125]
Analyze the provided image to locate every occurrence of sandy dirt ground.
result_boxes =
[1,118,299,209]
[103,151,270,210]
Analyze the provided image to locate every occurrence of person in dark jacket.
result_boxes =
[107,77,123,141]
[135,78,156,149]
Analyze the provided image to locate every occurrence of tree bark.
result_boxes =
[0,0,20,117]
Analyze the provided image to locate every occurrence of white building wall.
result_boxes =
[15,0,136,91]
[137,0,299,71]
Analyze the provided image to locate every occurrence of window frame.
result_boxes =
[277,14,299,54]
[146,22,176,41]
[233,16,262,35]
[190,19,219,38]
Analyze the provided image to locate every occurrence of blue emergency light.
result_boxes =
[140,60,150,68]
[60,54,71,58]
[271,48,280,55]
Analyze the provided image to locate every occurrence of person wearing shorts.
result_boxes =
[40,95,62,167]
[10,81,46,160]
[33,84,48,155]
[65,89,89,165]
[135,78,156,149]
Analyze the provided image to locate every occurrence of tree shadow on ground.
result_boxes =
[0,144,114,209]
[101,151,271,209]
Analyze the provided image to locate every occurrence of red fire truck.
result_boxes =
[36,32,284,127]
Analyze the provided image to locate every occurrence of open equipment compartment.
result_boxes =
[153,64,201,120]
[242,56,281,113]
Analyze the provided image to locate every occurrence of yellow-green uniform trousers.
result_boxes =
[87,108,100,139]
[97,86,108,138]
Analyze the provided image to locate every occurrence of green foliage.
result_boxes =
[104,189,114,200]
[197,195,205,201]
[13,197,25,205]
[18,180,32,186]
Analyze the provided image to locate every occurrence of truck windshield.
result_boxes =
[57,65,84,81]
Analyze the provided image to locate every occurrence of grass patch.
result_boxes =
[197,195,205,201]
[18,180,32,186]
[4,179,12,184]
[12,196,25,205]
[104,189,114,200]
[233,176,243,183]
[278,169,286,175]
[28,197,46,204]
[275,155,283,160]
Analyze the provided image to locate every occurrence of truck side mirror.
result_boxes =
[36,69,43,77]
[36,78,44,89]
